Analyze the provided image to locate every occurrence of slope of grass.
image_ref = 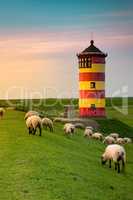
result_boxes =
[0,110,133,200]
[107,106,133,127]
[96,118,133,137]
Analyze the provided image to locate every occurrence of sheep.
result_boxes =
[74,123,85,129]
[84,127,93,138]
[124,137,132,144]
[63,123,75,135]
[101,144,126,173]
[26,115,42,136]
[116,138,125,145]
[24,110,39,120]
[110,133,119,140]
[0,108,5,119]
[86,126,94,131]
[92,132,103,141]
[42,117,54,132]
[103,136,116,145]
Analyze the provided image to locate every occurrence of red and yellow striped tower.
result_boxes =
[77,40,107,117]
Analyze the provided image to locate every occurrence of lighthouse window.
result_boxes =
[91,104,96,110]
[79,58,82,68]
[90,82,96,89]
[81,59,83,67]
[83,59,85,67]
[85,61,87,67]
[87,58,92,68]
[79,59,81,68]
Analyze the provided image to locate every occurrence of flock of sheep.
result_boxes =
[24,110,132,173]
[25,110,133,173]
[0,108,132,173]
[25,110,54,136]
[82,126,132,173]
[83,127,132,145]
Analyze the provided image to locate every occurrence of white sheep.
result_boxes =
[86,126,94,131]
[103,136,116,145]
[116,138,125,145]
[84,127,93,138]
[42,117,54,132]
[124,137,132,144]
[63,123,75,135]
[101,144,126,173]
[24,110,39,120]
[110,133,119,140]
[0,108,5,119]
[26,115,42,136]
[92,132,103,141]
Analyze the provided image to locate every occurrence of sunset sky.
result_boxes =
[0,0,133,99]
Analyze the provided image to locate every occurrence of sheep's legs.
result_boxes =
[38,124,42,136]
[115,163,117,171]
[33,129,36,135]
[109,160,111,168]
[29,128,32,135]
[39,129,42,136]
[117,162,120,173]
[122,159,125,171]
[50,126,53,132]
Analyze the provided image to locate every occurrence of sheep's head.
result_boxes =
[101,155,107,165]
[71,127,75,133]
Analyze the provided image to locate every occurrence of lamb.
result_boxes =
[0,108,5,119]
[124,137,132,144]
[84,127,93,138]
[63,123,75,135]
[26,115,42,136]
[24,110,39,120]
[110,133,119,140]
[103,136,116,145]
[101,144,126,173]
[42,117,54,132]
[116,138,125,145]
[92,132,103,141]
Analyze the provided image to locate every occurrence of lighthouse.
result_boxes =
[77,40,107,117]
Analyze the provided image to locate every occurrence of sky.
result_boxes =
[0,0,133,99]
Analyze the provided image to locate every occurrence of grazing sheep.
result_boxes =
[24,110,39,120]
[101,144,126,173]
[124,137,132,144]
[92,132,103,141]
[86,126,94,131]
[103,136,116,145]
[63,123,75,135]
[42,117,54,132]
[74,123,85,129]
[0,108,5,119]
[84,127,93,138]
[110,133,119,140]
[26,115,42,136]
[116,138,125,145]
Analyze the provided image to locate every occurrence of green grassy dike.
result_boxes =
[0,110,133,200]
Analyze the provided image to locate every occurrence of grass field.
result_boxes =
[0,109,133,200]
[107,106,133,127]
